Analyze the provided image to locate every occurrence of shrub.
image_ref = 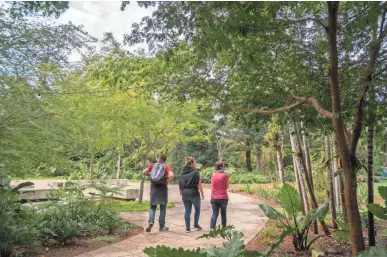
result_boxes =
[255,187,280,202]
[199,168,270,184]
[241,184,256,195]
[259,183,329,251]
[144,226,287,257]
[229,173,270,184]
[0,180,39,257]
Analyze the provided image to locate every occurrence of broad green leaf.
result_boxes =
[277,183,302,215]
[258,203,285,220]
[204,232,245,257]
[378,186,387,201]
[301,211,313,230]
[367,204,387,220]
[311,202,329,222]
[197,225,236,241]
[143,246,205,257]
[335,219,349,230]
[356,246,387,257]
[332,230,351,241]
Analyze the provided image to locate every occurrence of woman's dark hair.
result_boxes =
[185,156,195,166]
[215,161,224,170]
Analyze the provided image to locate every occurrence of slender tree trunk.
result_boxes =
[293,155,306,215]
[292,122,330,234]
[116,154,121,179]
[246,140,252,172]
[367,85,376,246]
[275,133,285,183]
[301,124,318,234]
[256,141,263,171]
[289,123,308,214]
[332,135,341,210]
[90,154,94,180]
[325,136,338,229]
[327,2,365,253]
[139,132,151,204]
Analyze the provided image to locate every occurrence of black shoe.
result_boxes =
[194,225,202,231]
[146,224,153,232]
[159,226,169,232]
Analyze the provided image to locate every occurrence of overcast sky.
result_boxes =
[57,1,154,60]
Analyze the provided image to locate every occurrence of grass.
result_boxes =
[106,200,175,212]
[91,235,118,243]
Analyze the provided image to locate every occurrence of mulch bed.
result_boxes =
[14,226,144,257]
[245,220,387,257]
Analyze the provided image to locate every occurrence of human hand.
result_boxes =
[201,195,204,200]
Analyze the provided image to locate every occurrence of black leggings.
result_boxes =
[210,198,228,229]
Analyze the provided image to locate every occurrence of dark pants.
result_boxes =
[182,196,201,231]
[210,198,228,229]
[148,204,167,228]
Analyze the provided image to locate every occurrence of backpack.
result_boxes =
[150,163,166,184]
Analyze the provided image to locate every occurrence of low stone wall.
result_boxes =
[12,179,140,201]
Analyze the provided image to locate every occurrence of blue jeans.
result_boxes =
[210,198,228,229]
[182,196,201,231]
[148,204,167,228]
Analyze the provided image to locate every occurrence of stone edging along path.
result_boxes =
[77,183,268,257]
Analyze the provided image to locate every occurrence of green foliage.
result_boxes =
[200,168,270,185]
[0,182,39,257]
[92,235,118,243]
[357,184,368,204]
[106,200,174,212]
[254,187,280,202]
[144,225,280,257]
[144,246,206,257]
[367,186,387,220]
[198,225,237,241]
[259,183,329,251]
[356,246,387,257]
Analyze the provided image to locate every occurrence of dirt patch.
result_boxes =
[15,226,144,257]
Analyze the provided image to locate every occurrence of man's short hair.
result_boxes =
[158,153,167,162]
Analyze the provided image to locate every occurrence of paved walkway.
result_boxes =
[77,184,268,257]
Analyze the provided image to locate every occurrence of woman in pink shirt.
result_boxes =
[210,161,229,230]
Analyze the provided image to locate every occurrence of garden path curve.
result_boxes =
[77,183,268,257]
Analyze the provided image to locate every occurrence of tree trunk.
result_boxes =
[256,141,263,171]
[90,154,94,180]
[139,132,151,204]
[275,133,285,183]
[367,85,376,246]
[246,140,252,172]
[256,153,262,172]
[332,136,341,210]
[293,154,306,215]
[325,136,338,229]
[116,154,121,179]
[301,124,318,234]
[327,2,365,253]
[291,122,330,234]
[289,123,309,214]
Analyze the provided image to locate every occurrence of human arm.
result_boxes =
[143,168,150,176]
[198,176,204,200]
[167,168,175,181]
[225,175,229,190]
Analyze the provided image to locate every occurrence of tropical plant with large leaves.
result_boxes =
[258,183,329,251]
